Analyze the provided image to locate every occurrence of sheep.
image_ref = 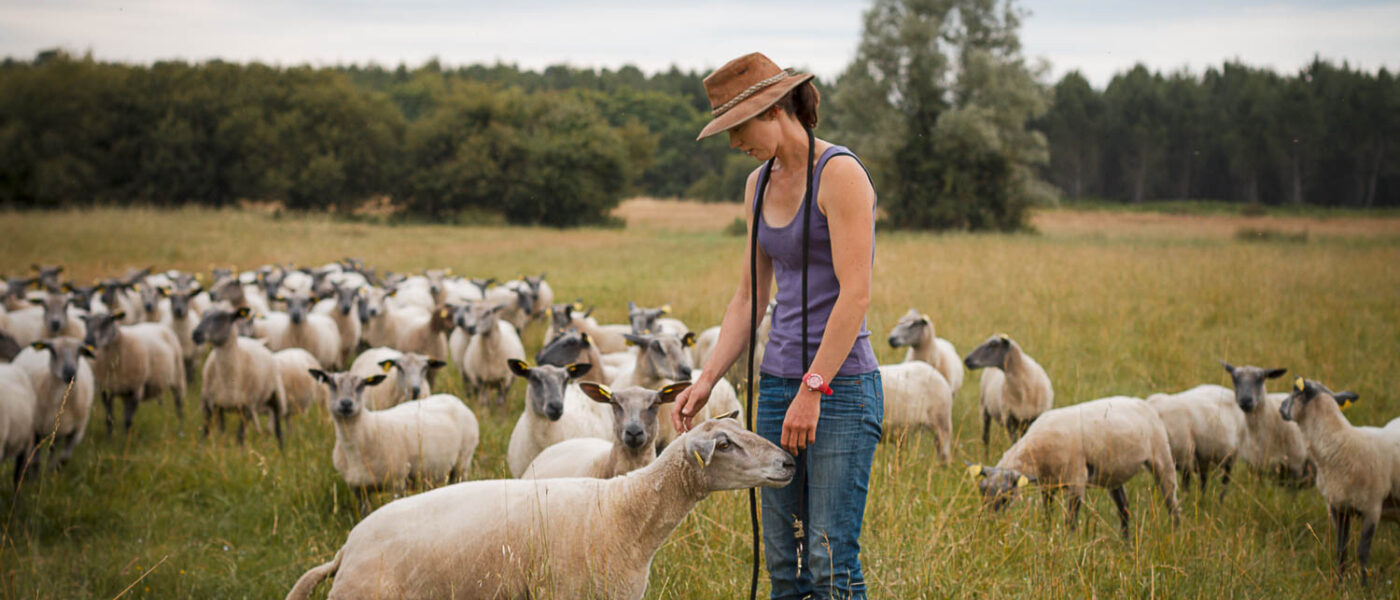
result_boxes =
[1281,378,1400,585]
[285,416,795,600]
[159,283,205,381]
[536,328,612,385]
[878,361,954,463]
[388,304,454,362]
[5,292,86,347]
[31,264,64,293]
[1220,361,1313,483]
[1145,384,1247,500]
[274,348,323,416]
[692,300,775,390]
[311,370,479,512]
[969,396,1179,540]
[544,302,630,354]
[311,283,363,367]
[963,334,1054,455]
[461,304,527,405]
[348,347,447,410]
[440,276,485,306]
[268,290,342,368]
[0,363,37,489]
[133,283,169,323]
[192,306,287,448]
[2,276,36,311]
[12,338,95,471]
[886,308,964,393]
[504,360,607,477]
[626,301,689,336]
[523,381,692,480]
[486,282,535,332]
[357,286,429,349]
[519,273,553,321]
[385,280,437,313]
[82,311,186,435]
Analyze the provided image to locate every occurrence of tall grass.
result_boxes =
[0,204,1397,598]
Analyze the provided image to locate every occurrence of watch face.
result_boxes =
[804,373,822,388]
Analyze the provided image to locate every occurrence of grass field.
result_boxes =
[1,200,1399,598]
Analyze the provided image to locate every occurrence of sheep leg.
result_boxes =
[122,392,140,434]
[102,392,114,436]
[270,395,284,451]
[1357,517,1377,586]
[1065,490,1083,531]
[1179,465,1192,493]
[1110,487,1131,541]
[172,384,185,421]
[1218,458,1234,503]
[237,407,250,446]
[1330,506,1351,582]
[980,410,991,458]
[202,403,213,439]
[217,408,227,433]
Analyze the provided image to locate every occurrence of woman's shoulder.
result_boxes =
[816,143,874,215]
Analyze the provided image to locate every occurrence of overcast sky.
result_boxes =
[1,0,1397,88]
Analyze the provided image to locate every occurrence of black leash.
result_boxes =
[747,126,816,600]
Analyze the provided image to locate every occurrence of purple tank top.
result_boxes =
[757,145,879,379]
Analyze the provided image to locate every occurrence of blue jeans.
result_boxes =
[758,370,883,600]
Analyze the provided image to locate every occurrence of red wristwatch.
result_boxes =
[802,372,833,396]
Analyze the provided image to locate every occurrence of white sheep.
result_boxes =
[285,417,795,600]
[1146,384,1247,500]
[82,311,186,435]
[1280,378,1400,584]
[1220,361,1313,483]
[12,338,95,471]
[505,360,608,477]
[274,348,323,417]
[461,304,526,405]
[969,396,1179,540]
[964,333,1054,455]
[193,306,287,448]
[310,370,479,514]
[268,291,342,368]
[486,282,534,332]
[158,284,205,381]
[311,283,362,367]
[886,308,964,393]
[546,302,630,354]
[523,381,692,480]
[0,363,37,489]
[348,347,446,410]
[388,304,454,361]
[879,361,954,463]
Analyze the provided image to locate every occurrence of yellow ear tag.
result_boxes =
[381,362,394,374]
[84,344,96,354]
[444,268,452,275]
[572,302,585,312]
[693,450,707,468]
[544,308,552,318]
[596,384,613,400]
[624,339,634,347]
[1294,377,1306,392]
[660,304,671,314]
[1340,399,1354,411]
[1017,475,1030,488]
[966,464,983,478]
[994,332,1009,339]
[439,308,449,319]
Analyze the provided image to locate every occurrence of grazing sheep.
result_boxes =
[349,347,446,410]
[536,328,612,385]
[1146,384,1247,500]
[269,291,342,368]
[285,417,795,600]
[82,311,186,435]
[523,381,692,480]
[879,361,954,463]
[193,306,286,448]
[964,334,1054,454]
[12,338,95,471]
[505,360,607,477]
[310,370,479,514]
[274,348,323,416]
[461,304,527,405]
[1280,378,1400,585]
[0,363,37,489]
[1220,361,1313,483]
[970,396,1179,540]
[886,308,964,393]
[312,283,363,367]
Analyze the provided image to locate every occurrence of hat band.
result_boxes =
[711,68,796,118]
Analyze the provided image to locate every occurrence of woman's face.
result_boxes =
[727,109,781,161]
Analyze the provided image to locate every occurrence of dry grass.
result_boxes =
[1,202,1398,598]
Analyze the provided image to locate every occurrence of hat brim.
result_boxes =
[696,73,815,141]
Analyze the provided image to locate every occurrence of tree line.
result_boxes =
[0,36,1395,228]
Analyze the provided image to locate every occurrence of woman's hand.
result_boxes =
[781,388,821,454]
[671,378,715,433]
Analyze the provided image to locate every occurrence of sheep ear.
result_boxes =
[622,333,644,347]
[660,303,671,315]
[427,358,448,370]
[111,311,126,320]
[543,307,552,318]
[79,344,97,359]
[308,369,330,384]
[158,286,170,298]
[657,381,692,404]
[627,301,638,312]
[565,362,592,379]
[921,313,931,323]
[1334,391,1359,411]
[686,435,717,468]
[1017,475,1034,487]
[1293,377,1307,393]
[682,332,697,348]
[507,359,532,378]
[1265,368,1287,380]
[965,464,986,479]
[719,409,740,420]
[578,382,613,404]
[363,374,387,387]
[378,359,397,373]
[579,332,592,346]
[30,341,48,352]
[235,307,251,320]
[28,297,43,306]
[1218,360,1235,375]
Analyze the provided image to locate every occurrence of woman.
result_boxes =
[673,52,882,600]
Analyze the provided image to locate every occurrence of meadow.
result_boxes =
[1,200,1399,598]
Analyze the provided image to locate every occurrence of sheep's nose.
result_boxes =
[887,336,898,347]
[963,357,975,369]
[61,368,76,384]
[545,405,563,421]
[290,312,304,325]
[623,427,645,448]
[678,366,692,380]
[337,400,354,413]
[410,387,422,399]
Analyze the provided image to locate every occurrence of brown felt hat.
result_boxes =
[696,52,815,140]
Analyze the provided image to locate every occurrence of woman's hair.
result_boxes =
[775,80,821,129]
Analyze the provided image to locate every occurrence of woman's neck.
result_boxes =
[771,121,814,176]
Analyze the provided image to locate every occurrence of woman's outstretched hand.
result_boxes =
[781,388,821,454]
[672,378,714,433]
